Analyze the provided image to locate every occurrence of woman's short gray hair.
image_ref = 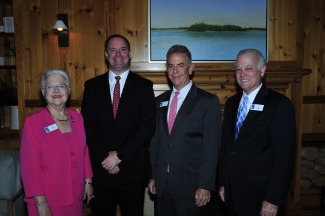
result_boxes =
[40,69,71,94]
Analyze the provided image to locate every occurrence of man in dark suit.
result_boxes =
[149,45,222,216]
[81,34,156,216]
[218,49,296,216]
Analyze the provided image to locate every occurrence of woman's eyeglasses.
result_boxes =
[44,84,68,91]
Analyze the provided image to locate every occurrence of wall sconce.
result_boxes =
[53,20,67,31]
[52,14,69,47]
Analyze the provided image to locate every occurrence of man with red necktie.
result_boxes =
[149,45,222,216]
[81,34,156,216]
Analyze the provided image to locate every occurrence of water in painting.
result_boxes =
[150,0,267,61]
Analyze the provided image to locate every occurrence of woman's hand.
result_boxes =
[34,196,51,216]
[84,179,94,205]
[37,202,51,216]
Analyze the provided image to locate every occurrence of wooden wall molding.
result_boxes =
[303,95,325,104]
[24,68,311,108]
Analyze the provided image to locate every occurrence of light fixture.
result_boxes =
[52,20,68,32]
[52,13,69,47]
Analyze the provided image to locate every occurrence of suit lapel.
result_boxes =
[231,94,242,139]
[170,85,198,134]
[160,91,171,133]
[119,72,132,105]
[236,86,268,139]
[114,71,135,120]
[97,73,113,119]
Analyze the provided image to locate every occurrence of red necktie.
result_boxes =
[113,76,121,119]
[168,91,179,134]
[167,91,179,173]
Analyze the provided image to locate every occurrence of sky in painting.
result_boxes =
[150,0,267,28]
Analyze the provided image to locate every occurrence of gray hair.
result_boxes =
[40,69,71,94]
[166,45,192,64]
[236,48,266,70]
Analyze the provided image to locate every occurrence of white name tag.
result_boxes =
[160,101,169,107]
[44,124,58,133]
[250,104,264,111]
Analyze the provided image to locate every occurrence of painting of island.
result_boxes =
[149,0,267,62]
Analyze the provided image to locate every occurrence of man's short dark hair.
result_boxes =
[105,34,131,52]
[166,45,192,64]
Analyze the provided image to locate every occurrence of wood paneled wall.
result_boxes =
[12,0,323,129]
[12,0,324,131]
[300,0,325,133]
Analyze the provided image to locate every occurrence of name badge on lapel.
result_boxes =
[44,124,58,133]
[160,101,169,107]
[250,104,264,111]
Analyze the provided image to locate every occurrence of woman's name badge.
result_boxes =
[44,124,58,133]
[250,104,264,111]
[160,101,169,107]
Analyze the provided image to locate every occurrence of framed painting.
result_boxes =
[149,0,267,62]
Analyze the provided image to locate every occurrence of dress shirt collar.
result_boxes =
[167,81,192,117]
[108,70,129,102]
[171,80,192,99]
[108,70,129,84]
[241,83,263,104]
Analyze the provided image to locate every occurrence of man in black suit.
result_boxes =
[218,49,296,216]
[149,45,222,216]
[81,34,156,216]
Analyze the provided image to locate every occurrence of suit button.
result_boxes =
[230,152,236,156]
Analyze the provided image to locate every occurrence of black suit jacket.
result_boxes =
[219,85,296,214]
[150,84,222,198]
[81,71,156,185]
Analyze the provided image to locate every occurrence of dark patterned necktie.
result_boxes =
[112,76,121,119]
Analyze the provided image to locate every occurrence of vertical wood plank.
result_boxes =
[116,0,148,62]
[301,0,325,133]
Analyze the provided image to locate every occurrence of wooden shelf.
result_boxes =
[303,95,325,104]
[0,128,19,149]
[302,133,325,143]
[0,32,14,36]
[300,189,321,214]
[0,0,17,149]
[0,65,15,69]
[0,128,19,139]
[0,0,12,6]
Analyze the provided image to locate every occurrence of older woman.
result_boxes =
[21,69,93,216]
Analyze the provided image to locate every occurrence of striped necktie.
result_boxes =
[235,96,249,138]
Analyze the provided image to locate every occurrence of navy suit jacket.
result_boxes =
[219,85,296,214]
[81,71,156,185]
[150,84,222,198]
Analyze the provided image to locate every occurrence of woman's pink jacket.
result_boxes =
[20,108,93,206]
